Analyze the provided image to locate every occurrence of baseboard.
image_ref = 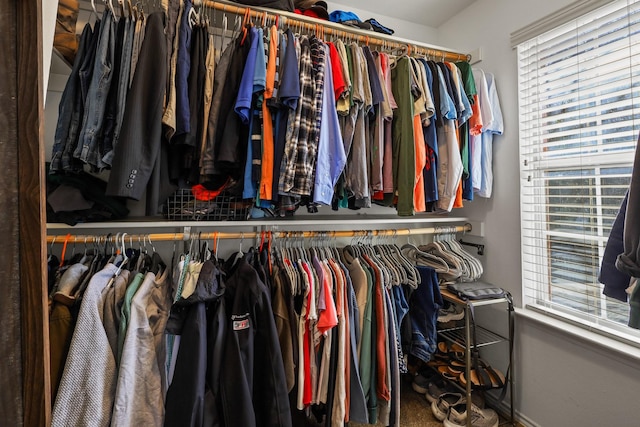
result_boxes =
[485,395,540,427]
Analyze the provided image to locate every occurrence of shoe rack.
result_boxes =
[437,289,515,427]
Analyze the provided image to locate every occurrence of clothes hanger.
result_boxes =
[106,233,129,287]
[401,242,449,274]
[374,241,401,287]
[188,5,199,29]
[419,239,463,282]
[231,232,245,267]
[88,0,100,24]
[48,236,57,263]
[119,0,127,18]
[104,0,116,18]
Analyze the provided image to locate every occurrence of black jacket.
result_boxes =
[220,255,292,427]
[164,260,226,427]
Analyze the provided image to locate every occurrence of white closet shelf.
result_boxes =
[46,214,469,230]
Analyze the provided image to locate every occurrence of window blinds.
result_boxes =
[518,0,640,336]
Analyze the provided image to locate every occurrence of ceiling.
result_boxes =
[331,0,477,28]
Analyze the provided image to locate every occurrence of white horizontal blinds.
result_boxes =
[518,0,640,329]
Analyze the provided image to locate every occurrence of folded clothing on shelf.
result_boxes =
[365,18,395,35]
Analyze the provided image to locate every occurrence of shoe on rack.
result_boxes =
[438,303,464,323]
[443,402,499,427]
[431,392,465,421]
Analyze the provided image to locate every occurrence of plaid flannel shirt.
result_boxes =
[279,36,314,196]
[304,36,326,197]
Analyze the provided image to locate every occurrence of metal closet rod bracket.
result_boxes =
[459,239,485,255]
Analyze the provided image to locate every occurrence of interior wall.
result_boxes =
[325,1,439,43]
[43,0,58,98]
[438,1,640,426]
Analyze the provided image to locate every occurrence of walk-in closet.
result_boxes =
[2,0,640,426]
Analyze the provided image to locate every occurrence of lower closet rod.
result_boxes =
[46,224,471,244]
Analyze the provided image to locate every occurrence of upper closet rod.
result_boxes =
[46,224,471,244]
[203,0,470,63]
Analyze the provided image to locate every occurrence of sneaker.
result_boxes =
[425,379,452,403]
[443,402,499,427]
[431,392,465,421]
[411,369,440,394]
[438,303,464,323]
[470,391,486,409]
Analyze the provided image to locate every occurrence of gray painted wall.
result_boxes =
[438,1,640,425]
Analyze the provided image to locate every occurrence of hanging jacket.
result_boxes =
[600,192,630,302]
[220,255,292,427]
[164,260,227,427]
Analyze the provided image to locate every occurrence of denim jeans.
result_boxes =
[74,9,115,169]
[409,266,443,362]
[392,285,409,339]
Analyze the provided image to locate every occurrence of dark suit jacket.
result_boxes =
[106,12,174,214]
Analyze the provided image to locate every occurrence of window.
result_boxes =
[517,0,640,341]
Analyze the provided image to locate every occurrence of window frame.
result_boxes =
[517,0,640,345]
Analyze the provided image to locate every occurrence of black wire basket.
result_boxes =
[164,188,251,221]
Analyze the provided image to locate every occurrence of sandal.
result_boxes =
[459,360,506,390]
[437,341,465,359]
[437,365,460,381]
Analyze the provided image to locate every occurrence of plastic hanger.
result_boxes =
[48,236,57,263]
[401,242,449,274]
[231,232,245,267]
[106,233,129,287]
[240,8,251,45]
[188,6,199,29]
[104,0,115,18]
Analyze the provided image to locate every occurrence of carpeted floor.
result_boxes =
[291,374,514,426]
[350,376,444,427]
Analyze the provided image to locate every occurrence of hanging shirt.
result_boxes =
[471,68,493,192]
[432,63,462,212]
[477,72,504,198]
[328,42,347,101]
[455,61,479,201]
[314,44,347,205]
[303,36,327,197]
[235,28,261,125]
[417,59,438,205]
[381,53,397,195]
[280,35,313,196]
[391,57,416,216]
[346,44,371,206]
[335,39,352,114]
[259,25,279,202]
[272,30,300,202]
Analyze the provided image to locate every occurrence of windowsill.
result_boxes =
[515,306,640,363]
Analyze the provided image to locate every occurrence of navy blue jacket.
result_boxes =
[600,192,630,302]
